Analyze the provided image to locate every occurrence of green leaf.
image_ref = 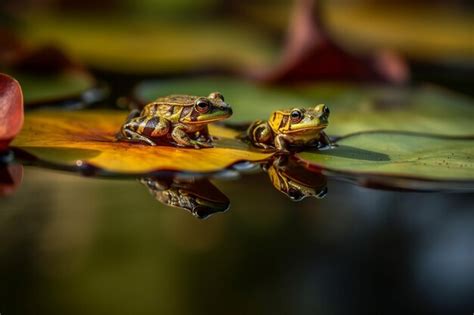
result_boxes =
[135,77,474,137]
[18,14,277,74]
[9,70,97,106]
[297,132,474,182]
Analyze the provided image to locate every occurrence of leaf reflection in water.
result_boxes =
[0,162,23,197]
[263,155,327,201]
[140,176,230,219]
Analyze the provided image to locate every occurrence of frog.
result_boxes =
[117,92,232,148]
[246,104,332,152]
[140,176,230,219]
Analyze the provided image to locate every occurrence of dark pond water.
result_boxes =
[1,164,473,315]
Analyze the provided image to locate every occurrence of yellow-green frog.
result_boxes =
[247,104,332,152]
[118,92,232,148]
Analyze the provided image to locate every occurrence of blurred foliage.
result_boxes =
[10,70,96,105]
[237,0,474,62]
[14,13,277,74]
[135,77,474,137]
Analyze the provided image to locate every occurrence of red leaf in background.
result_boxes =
[0,73,24,151]
[0,164,23,197]
[254,0,409,84]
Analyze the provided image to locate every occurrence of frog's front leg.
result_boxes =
[274,134,293,153]
[318,131,333,149]
[172,125,212,149]
[196,125,214,143]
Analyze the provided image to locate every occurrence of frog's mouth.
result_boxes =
[186,116,230,124]
[188,111,233,124]
[285,124,328,134]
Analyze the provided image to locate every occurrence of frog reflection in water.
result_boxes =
[140,176,230,219]
[118,92,232,148]
[247,104,332,152]
[263,155,327,201]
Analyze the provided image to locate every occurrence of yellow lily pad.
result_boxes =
[297,132,474,183]
[135,77,474,137]
[11,110,271,175]
[17,13,277,74]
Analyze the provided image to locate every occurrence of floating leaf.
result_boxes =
[17,14,277,74]
[134,77,474,137]
[296,132,474,184]
[10,110,271,175]
[9,70,99,106]
[0,73,23,150]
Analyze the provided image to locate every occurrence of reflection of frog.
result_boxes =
[263,155,327,201]
[247,104,331,152]
[118,92,232,148]
[140,176,230,219]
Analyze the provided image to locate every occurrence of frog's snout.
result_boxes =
[322,105,330,116]
[315,104,330,116]
[221,103,233,116]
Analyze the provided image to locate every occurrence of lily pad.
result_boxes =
[10,110,271,175]
[17,14,277,74]
[9,70,99,106]
[297,132,474,184]
[134,77,474,137]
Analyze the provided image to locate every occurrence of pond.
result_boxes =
[1,162,474,314]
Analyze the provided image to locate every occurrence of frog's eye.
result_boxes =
[209,92,224,102]
[290,109,303,123]
[195,99,210,113]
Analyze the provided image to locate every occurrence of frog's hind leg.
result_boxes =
[116,109,142,141]
[125,109,141,122]
[249,121,274,150]
[117,113,159,146]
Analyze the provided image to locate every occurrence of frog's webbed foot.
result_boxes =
[316,187,328,199]
[254,142,274,151]
[196,134,214,144]
[195,140,214,148]
[173,127,213,149]
[121,129,157,146]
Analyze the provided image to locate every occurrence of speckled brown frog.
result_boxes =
[117,92,232,148]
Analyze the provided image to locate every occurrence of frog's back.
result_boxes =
[155,95,197,106]
[143,95,197,116]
